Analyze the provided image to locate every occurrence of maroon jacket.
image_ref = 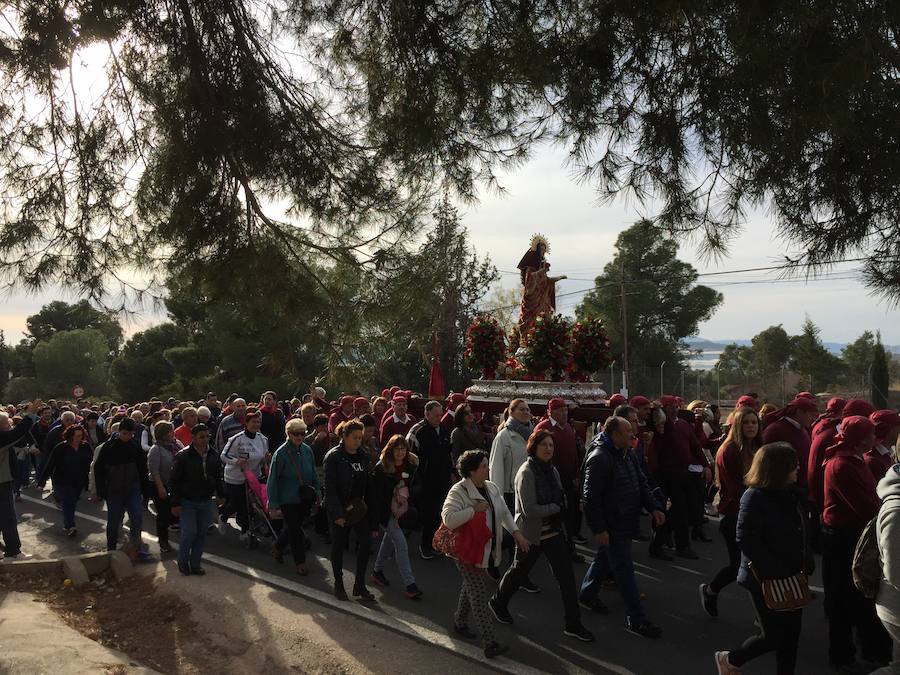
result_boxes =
[655,417,708,474]
[378,413,417,449]
[535,417,579,484]
[823,451,880,531]
[812,416,839,440]
[763,417,811,489]
[440,410,456,437]
[807,424,839,512]
[328,409,352,435]
[865,446,895,483]
[716,441,748,517]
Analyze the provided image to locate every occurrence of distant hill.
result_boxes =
[686,337,900,359]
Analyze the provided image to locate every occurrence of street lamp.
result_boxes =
[659,361,666,399]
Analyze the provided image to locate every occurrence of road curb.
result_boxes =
[19,493,544,675]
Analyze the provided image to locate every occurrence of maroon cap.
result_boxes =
[843,399,876,418]
[825,415,876,459]
[339,395,354,407]
[630,396,651,407]
[826,397,847,414]
[788,396,818,413]
[608,394,627,407]
[737,395,759,410]
[871,410,900,440]
[548,397,567,412]
[660,395,679,407]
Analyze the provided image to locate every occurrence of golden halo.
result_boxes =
[529,233,550,253]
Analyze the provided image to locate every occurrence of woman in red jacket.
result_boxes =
[822,415,893,671]
[700,406,762,618]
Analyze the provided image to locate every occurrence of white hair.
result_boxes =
[61,410,76,423]
[314,387,326,399]
[197,406,211,419]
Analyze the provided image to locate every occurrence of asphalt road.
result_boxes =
[13,489,833,675]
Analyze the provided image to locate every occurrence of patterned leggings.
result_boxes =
[454,562,495,646]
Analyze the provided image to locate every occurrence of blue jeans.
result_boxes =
[105,490,143,551]
[179,499,212,570]
[374,516,416,586]
[580,534,646,623]
[55,484,81,530]
[14,455,32,493]
[0,481,22,556]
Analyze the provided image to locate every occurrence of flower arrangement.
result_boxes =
[520,312,573,380]
[464,314,507,378]
[495,357,525,380]
[571,316,611,380]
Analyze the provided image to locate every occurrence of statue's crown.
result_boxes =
[529,234,549,253]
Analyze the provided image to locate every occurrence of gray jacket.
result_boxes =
[876,465,900,626]
[514,458,563,545]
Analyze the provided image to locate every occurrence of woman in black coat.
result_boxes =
[714,441,813,675]
[323,419,375,601]
[369,434,421,598]
[37,424,93,537]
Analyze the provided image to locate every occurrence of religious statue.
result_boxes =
[514,234,567,346]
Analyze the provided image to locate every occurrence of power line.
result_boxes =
[498,257,871,280]
[483,264,871,314]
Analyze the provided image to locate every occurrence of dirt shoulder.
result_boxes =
[3,517,496,675]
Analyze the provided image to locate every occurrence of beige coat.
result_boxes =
[489,426,528,494]
[441,478,516,569]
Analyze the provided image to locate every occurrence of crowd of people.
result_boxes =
[0,386,899,673]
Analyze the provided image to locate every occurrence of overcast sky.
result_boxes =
[461,145,898,346]
[1,143,896,347]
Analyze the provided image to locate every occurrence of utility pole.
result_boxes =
[620,260,629,397]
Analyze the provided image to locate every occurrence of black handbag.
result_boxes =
[343,497,368,526]
[285,447,317,510]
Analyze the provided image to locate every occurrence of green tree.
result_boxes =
[842,331,876,383]
[716,343,753,379]
[576,220,723,394]
[110,323,190,401]
[163,237,335,397]
[3,4,900,299]
[26,301,123,353]
[359,195,498,392]
[750,326,793,379]
[32,329,111,397]
[9,340,35,378]
[871,335,890,409]
[3,377,40,403]
[790,317,844,392]
[0,331,9,392]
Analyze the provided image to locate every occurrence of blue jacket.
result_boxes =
[736,486,812,588]
[267,441,320,510]
[582,432,660,537]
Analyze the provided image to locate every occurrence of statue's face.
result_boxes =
[537,243,546,255]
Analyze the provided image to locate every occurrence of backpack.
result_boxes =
[852,495,900,599]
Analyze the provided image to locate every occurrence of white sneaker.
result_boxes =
[1,551,33,562]
[714,651,741,675]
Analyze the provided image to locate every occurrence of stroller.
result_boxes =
[243,469,278,550]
